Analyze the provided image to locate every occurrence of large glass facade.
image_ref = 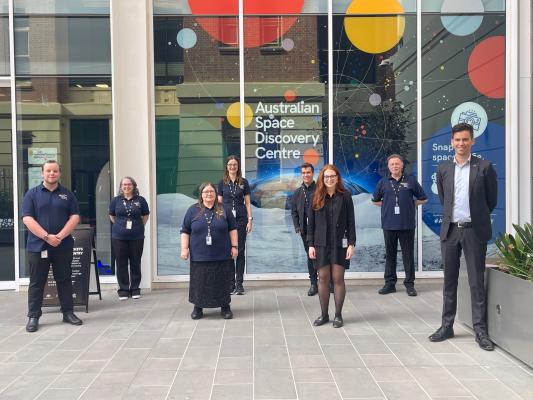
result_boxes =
[15,3,113,278]
[153,0,507,277]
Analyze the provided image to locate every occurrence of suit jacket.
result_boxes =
[306,191,356,247]
[291,181,316,234]
[436,155,497,243]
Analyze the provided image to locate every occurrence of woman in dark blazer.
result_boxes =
[307,164,356,328]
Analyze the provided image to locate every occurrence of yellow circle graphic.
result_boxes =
[226,102,253,128]
[344,0,405,54]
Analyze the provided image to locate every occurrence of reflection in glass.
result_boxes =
[0,86,14,281]
[333,13,418,273]
[0,16,8,75]
[14,0,110,15]
[154,16,239,275]
[421,14,506,270]
[14,17,111,76]
[16,77,113,278]
[243,15,329,274]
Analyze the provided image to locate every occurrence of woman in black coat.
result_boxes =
[307,164,356,328]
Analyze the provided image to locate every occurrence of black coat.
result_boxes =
[306,190,356,247]
[291,181,316,234]
[436,155,498,243]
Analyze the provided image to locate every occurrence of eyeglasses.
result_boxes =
[324,174,337,180]
[121,184,133,187]
[202,190,215,194]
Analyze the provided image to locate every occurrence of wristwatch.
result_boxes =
[43,233,48,241]
[248,216,253,220]
[231,245,238,249]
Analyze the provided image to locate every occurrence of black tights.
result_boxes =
[317,264,346,317]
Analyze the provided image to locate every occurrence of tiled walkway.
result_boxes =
[0,283,532,400]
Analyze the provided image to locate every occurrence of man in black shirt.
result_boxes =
[21,160,82,332]
[372,154,427,296]
[291,163,318,296]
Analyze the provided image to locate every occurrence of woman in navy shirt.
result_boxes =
[108,177,150,300]
[181,182,238,319]
[218,155,253,295]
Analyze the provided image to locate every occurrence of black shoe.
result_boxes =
[428,326,454,342]
[62,312,83,326]
[406,286,417,296]
[329,281,334,293]
[333,315,344,328]
[235,284,245,295]
[475,332,494,351]
[378,285,396,295]
[221,306,233,319]
[26,317,39,333]
[307,283,318,296]
[229,284,236,295]
[191,306,203,320]
[313,314,329,326]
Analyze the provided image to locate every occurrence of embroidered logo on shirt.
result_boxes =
[134,201,141,207]
[58,194,68,200]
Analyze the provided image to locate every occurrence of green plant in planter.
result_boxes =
[495,223,533,281]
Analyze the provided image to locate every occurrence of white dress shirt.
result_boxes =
[452,155,471,223]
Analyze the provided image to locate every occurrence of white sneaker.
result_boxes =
[132,294,141,299]
[119,296,129,301]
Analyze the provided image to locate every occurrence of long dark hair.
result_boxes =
[118,176,139,196]
[194,182,224,219]
[223,155,244,185]
[312,164,346,210]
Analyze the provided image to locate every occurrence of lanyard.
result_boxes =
[302,185,310,208]
[204,209,214,237]
[228,181,238,210]
[389,176,403,206]
[122,197,135,218]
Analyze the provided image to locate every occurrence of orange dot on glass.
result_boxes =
[284,90,296,102]
[303,148,320,165]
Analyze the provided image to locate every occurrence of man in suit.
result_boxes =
[429,123,498,351]
[291,162,318,296]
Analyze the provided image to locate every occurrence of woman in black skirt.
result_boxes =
[180,182,239,319]
[307,165,356,328]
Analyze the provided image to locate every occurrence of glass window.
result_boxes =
[333,8,418,272]
[154,0,327,15]
[243,12,329,274]
[13,16,111,76]
[154,14,240,275]
[16,77,113,278]
[0,12,8,75]
[0,83,14,281]
[14,0,110,14]
[421,12,506,270]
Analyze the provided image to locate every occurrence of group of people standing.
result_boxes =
[21,122,498,351]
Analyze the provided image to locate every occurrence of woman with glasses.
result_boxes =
[109,177,150,300]
[180,182,238,319]
[218,155,253,295]
[307,165,356,328]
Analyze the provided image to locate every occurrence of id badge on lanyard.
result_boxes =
[232,209,236,218]
[394,206,400,215]
[41,250,48,258]
[126,219,133,229]
[342,238,348,248]
[206,235,212,246]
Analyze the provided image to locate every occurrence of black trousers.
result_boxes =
[232,217,247,286]
[383,229,416,287]
[300,233,317,284]
[27,247,74,318]
[441,224,488,334]
[112,238,144,297]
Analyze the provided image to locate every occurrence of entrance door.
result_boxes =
[0,80,16,289]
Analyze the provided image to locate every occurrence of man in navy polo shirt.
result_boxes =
[372,154,427,296]
[21,160,82,332]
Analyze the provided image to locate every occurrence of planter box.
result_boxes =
[458,262,533,367]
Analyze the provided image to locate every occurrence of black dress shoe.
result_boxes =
[307,283,318,296]
[378,285,396,295]
[475,332,494,351]
[26,317,39,333]
[63,312,83,325]
[234,284,245,295]
[313,314,329,326]
[428,326,454,342]
[191,306,203,320]
[406,286,417,296]
[333,315,344,328]
[221,306,233,319]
